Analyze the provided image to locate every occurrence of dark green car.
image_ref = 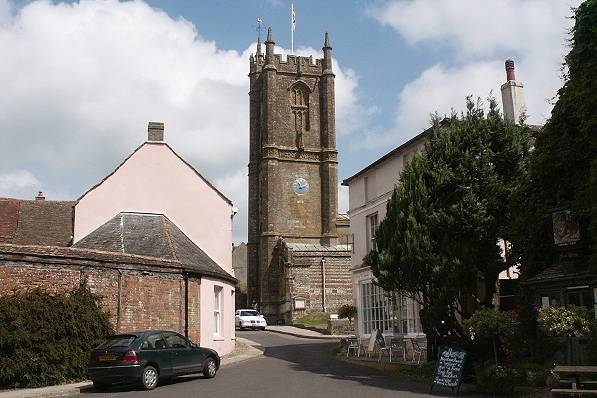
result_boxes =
[88,330,220,390]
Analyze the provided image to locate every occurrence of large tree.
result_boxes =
[510,0,597,278]
[365,98,532,350]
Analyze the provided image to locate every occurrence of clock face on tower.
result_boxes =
[292,178,309,195]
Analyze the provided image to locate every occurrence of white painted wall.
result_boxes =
[200,276,235,356]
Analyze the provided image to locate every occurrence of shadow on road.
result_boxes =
[260,338,434,396]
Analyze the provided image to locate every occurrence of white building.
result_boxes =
[342,131,428,338]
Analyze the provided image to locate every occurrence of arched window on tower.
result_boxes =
[290,83,309,150]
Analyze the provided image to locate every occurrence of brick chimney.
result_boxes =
[35,191,45,201]
[500,59,526,124]
[148,122,164,141]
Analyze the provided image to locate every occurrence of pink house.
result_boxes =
[74,122,236,355]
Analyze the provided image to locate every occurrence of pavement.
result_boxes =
[0,336,264,398]
[265,325,353,340]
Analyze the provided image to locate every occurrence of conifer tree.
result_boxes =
[365,98,532,352]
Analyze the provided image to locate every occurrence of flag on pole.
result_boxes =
[291,3,296,54]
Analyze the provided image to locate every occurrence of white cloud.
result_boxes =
[369,0,579,144]
[0,0,361,243]
[0,170,41,198]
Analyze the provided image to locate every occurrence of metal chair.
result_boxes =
[389,336,407,362]
[411,339,426,364]
[346,337,360,357]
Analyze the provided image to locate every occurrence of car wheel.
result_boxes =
[203,357,217,379]
[141,365,159,390]
[92,381,108,391]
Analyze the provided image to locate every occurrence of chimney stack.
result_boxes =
[35,191,45,201]
[148,122,164,141]
[500,59,526,124]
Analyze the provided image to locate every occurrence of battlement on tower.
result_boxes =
[250,52,324,74]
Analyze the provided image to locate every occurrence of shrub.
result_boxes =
[538,305,592,337]
[464,309,512,365]
[0,284,113,388]
[476,364,517,396]
[337,304,357,322]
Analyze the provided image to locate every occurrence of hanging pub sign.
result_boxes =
[430,346,467,396]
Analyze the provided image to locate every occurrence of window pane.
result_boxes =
[165,334,188,349]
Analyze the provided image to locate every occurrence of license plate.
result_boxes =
[99,354,117,361]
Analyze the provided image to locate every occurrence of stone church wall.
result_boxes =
[288,249,352,322]
[0,246,202,342]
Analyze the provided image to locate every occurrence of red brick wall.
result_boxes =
[0,259,202,342]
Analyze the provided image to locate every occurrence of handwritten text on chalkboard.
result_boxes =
[433,347,466,388]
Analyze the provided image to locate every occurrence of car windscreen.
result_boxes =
[96,335,137,349]
[240,311,259,316]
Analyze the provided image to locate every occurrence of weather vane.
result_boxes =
[256,18,263,42]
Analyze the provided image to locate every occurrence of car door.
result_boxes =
[164,332,201,375]
[139,333,173,378]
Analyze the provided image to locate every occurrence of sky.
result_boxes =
[0,0,580,243]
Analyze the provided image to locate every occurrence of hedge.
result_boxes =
[0,284,113,388]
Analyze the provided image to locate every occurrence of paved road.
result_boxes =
[71,331,436,398]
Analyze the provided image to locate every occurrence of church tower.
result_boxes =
[247,29,339,316]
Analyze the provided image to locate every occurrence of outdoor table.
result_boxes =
[551,366,597,396]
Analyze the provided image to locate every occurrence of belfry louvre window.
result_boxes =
[291,85,310,132]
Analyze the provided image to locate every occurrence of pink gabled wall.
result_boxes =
[74,143,233,273]
[200,277,235,356]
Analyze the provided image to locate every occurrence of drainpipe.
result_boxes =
[321,256,326,312]
[184,272,189,338]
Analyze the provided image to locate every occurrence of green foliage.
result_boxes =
[538,305,592,337]
[337,304,357,322]
[294,311,330,330]
[0,284,113,388]
[365,97,533,338]
[476,364,517,396]
[465,309,512,340]
[465,309,513,365]
[511,0,597,276]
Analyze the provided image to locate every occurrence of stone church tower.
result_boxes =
[247,29,350,321]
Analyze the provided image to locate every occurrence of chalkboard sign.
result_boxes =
[430,346,467,396]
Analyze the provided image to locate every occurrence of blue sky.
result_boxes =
[0,0,580,242]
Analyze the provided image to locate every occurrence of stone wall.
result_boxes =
[0,245,202,342]
[285,246,352,323]
[328,319,355,335]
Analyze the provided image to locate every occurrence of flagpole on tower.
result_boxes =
[291,3,295,54]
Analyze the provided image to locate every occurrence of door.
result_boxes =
[139,333,173,377]
[164,333,204,375]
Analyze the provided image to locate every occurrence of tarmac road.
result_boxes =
[69,330,437,398]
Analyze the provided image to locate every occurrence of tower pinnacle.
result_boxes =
[256,36,262,59]
[265,27,275,67]
[322,32,333,74]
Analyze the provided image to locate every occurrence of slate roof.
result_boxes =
[525,262,595,285]
[73,212,235,282]
[286,242,351,252]
[0,198,75,246]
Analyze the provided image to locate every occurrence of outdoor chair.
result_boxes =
[346,337,360,357]
[378,335,391,362]
[411,339,426,364]
[389,336,407,362]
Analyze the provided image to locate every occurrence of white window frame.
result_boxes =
[213,286,222,336]
[366,213,378,253]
